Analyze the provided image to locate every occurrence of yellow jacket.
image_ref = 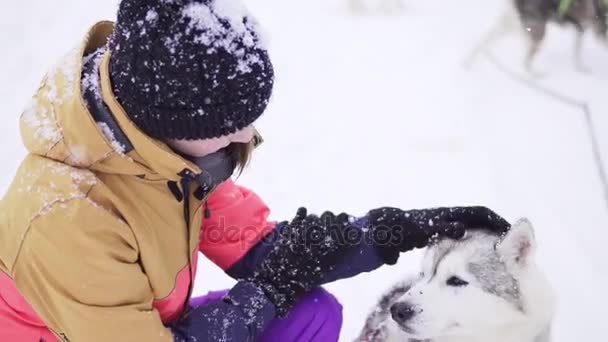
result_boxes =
[0,21,218,342]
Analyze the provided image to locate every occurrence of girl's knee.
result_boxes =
[259,288,343,341]
[306,288,343,319]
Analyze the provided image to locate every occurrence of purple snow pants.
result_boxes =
[190,288,343,341]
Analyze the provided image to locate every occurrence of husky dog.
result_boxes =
[356,219,556,342]
[465,0,608,72]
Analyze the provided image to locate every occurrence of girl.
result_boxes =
[0,0,509,341]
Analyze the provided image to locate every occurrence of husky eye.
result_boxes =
[446,276,469,287]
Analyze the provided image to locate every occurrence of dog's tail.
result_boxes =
[354,278,416,342]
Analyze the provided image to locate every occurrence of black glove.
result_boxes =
[367,206,510,264]
[248,207,355,317]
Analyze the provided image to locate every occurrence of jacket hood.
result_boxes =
[19,21,202,182]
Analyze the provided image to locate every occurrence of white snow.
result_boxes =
[182,2,216,29]
[96,122,127,154]
[81,49,105,104]
[21,98,62,149]
[212,0,250,37]
[180,0,264,73]
[163,33,182,54]
[1,0,607,341]
[183,0,254,40]
[17,162,98,222]
[45,47,80,105]
[145,9,158,23]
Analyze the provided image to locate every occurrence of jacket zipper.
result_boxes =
[178,169,215,305]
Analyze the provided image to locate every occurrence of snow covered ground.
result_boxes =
[1,0,607,340]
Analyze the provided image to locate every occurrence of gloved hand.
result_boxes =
[170,207,355,341]
[247,207,355,317]
[366,206,511,264]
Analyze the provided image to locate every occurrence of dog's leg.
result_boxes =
[573,28,591,73]
[591,0,608,46]
[535,325,552,342]
[525,39,542,73]
[463,11,518,69]
[523,20,547,76]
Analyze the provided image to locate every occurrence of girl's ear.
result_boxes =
[497,218,537,268]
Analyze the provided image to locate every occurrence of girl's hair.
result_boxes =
[226,140,255,175]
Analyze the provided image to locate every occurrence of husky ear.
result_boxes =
[497,218,537,268]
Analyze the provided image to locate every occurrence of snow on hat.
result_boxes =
[108,0,274,140]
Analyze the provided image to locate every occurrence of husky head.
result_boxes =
[389,219,555,341]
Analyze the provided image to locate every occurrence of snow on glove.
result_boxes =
[367,206,511,265]
[170,281,275,342]
[248,207,355,317]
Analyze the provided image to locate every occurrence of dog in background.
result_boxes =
[465,0,608,73]
[356,219,556,342]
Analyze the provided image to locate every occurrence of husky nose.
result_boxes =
[390,302,416,323]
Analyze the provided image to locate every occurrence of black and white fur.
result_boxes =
[356,219,556,342]
[465,0,608,73]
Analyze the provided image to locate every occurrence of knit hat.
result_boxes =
[108,0,274,140]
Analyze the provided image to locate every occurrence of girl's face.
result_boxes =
[166,125,255,157]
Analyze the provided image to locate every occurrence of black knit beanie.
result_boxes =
[108,0,274,140]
